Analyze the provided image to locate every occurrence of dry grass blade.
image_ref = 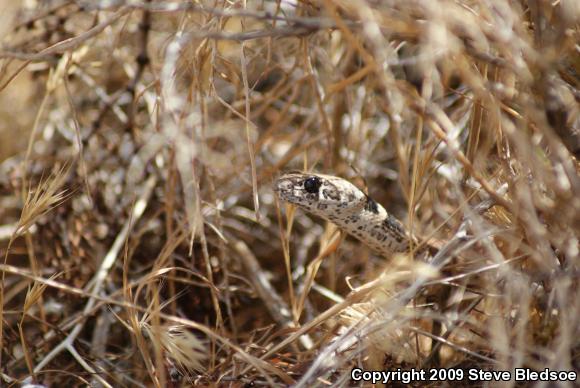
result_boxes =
[142,323,207,373]
[16,165,70,237]
[21,275,54,314]
[1,165,69,367]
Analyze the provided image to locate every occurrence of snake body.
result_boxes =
[274,172,420,258]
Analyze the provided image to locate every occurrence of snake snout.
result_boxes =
[273,178,292,195]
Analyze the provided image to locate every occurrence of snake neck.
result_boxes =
[319,198,418,258]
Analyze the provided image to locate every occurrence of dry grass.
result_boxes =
[0,0,578,386]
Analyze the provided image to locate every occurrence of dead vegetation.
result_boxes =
[0,0,578,386]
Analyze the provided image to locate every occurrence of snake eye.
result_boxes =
[303,177,321,194]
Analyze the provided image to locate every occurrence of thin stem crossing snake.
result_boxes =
[274,172,427,258]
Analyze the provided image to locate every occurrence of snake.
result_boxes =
[274,172,426,259]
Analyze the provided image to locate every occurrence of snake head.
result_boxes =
[274,172,368,217]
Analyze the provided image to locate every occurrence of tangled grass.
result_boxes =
[0,0,578,386]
